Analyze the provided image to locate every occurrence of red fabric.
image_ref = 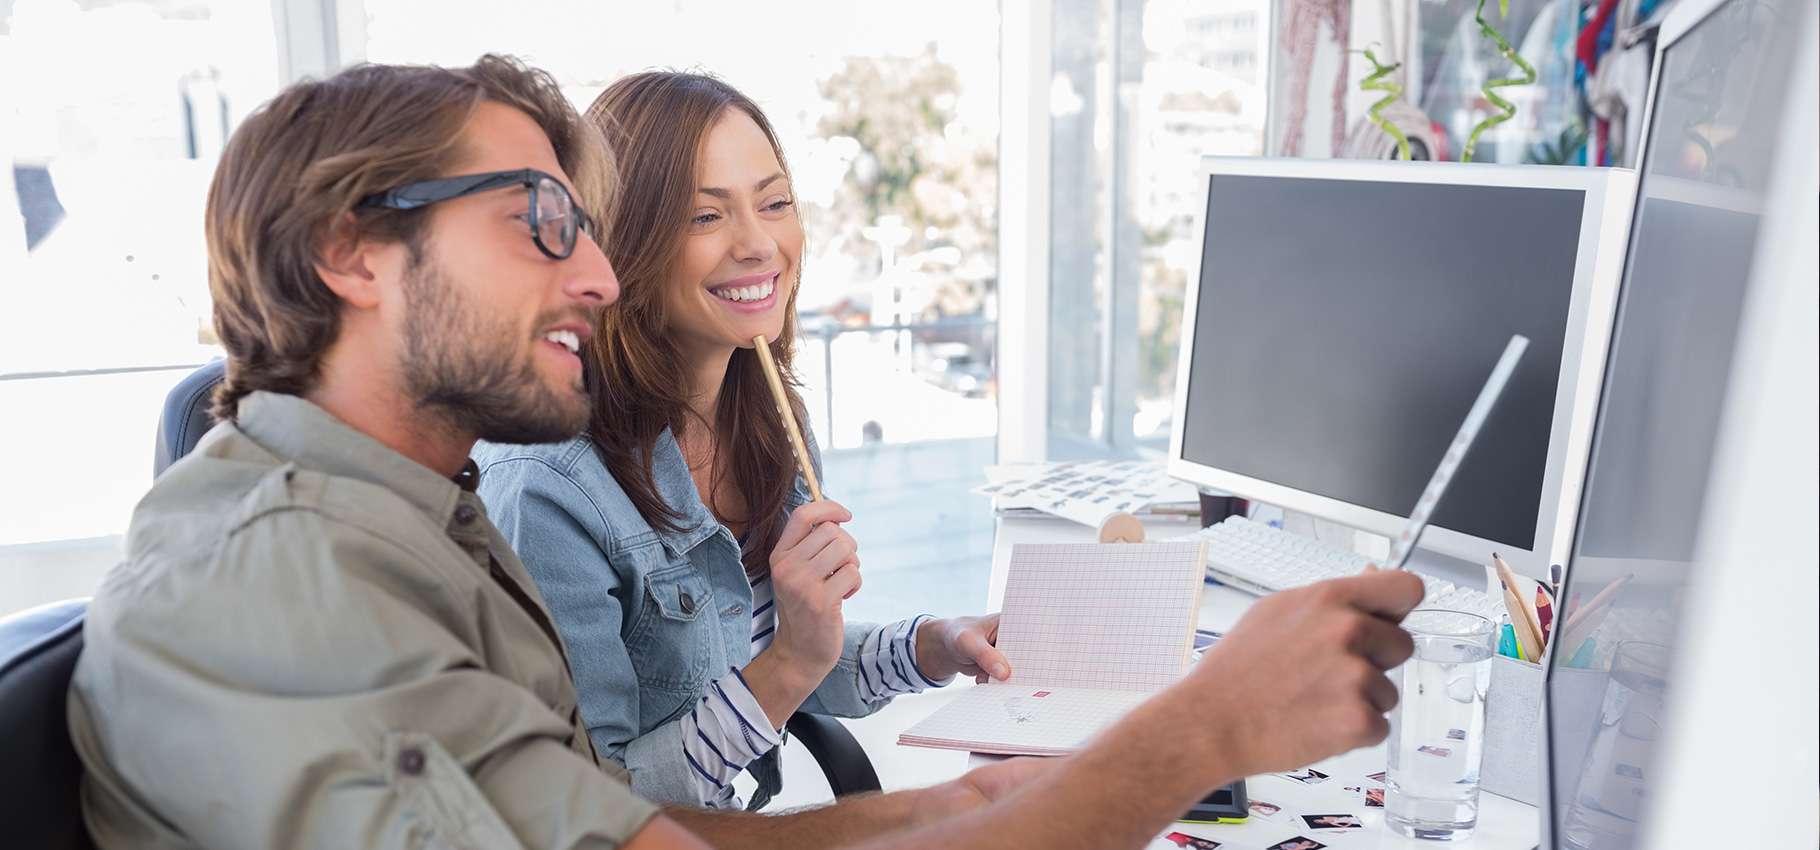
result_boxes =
[1577,0,1624,73]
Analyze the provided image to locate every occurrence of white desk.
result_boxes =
[980,514,1542,850]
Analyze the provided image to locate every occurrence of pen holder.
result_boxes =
[1479,656,1610,806]
[1479,654,1543,805]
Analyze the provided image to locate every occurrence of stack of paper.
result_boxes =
[898,542,1207,756]
[972,460,1201,527]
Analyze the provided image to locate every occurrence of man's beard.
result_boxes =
[399,256,592,445]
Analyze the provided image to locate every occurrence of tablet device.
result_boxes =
[1179,778,1248,824]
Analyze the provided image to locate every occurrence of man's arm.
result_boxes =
[614,568,1420,850]
[652,756,1056,850]
[853,567,1424,850]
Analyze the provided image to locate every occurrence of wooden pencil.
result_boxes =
[1563,573,1633,636]
[751,335,823,502]
[1499,577,1544,662]
[1557,599,1614,665]
[1494,554,1547,658]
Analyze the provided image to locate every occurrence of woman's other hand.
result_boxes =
[914,613,1010,683]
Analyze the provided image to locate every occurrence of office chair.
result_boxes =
[154,363,883,799]
[0,599,96,850]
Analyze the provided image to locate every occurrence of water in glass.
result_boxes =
[1386,631,1494,840]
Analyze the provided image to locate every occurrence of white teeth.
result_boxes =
[543,330,580,354]
[712,280,775,303]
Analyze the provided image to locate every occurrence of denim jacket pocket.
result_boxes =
[625,555,714,697]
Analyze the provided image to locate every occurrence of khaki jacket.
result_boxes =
[69,391,659,849]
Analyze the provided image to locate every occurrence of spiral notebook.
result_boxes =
[897,542,1208,756]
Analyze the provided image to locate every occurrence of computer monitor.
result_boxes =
[1165,158,1635,582]
[1540,0,1816,847]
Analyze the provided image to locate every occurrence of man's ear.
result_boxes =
[313,213,392,309]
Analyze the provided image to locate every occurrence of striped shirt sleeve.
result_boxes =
[857,614,954,702]
[679,666,784,807]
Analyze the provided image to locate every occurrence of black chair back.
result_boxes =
[0,599,95,850]
[154,359,226,476]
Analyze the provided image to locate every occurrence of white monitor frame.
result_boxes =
[1166,157,1636,581]
[1534,0,1819,846]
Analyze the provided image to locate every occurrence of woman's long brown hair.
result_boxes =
[582,71,809,579]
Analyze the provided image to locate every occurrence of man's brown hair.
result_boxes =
[206,54,613,420]
[581,71,807,579]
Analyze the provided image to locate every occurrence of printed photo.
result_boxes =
[1417,745,1453,758]
[1447,728,1467,740]
[1265,838,1328,850]
[1614,764,1643,779]
[1301,813,1364,831]
[1366,771,1387,783]
[1248,799,1284,819]
[1162,832,1223,849]
[1364,788,1385,808]
[1281,767,1331,785]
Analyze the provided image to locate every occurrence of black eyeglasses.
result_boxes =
[358,168,587,260]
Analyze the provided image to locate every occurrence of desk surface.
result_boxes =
[980,514,1541,850]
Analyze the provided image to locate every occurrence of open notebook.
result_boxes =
[898,542,1208,756]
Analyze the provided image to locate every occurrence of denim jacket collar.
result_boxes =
[634,425,816,560]
[640,426,734,558]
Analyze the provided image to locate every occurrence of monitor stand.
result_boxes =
[1401,546,1491,593]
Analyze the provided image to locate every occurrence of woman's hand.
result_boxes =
[914,613,1010,683]
[744,499,861,728]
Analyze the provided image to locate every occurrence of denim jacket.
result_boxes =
[472,427,892,807]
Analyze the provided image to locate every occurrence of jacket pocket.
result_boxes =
[624,558,714,696]
[383,731,525,849]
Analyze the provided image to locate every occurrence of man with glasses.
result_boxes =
[70,56,1420,849]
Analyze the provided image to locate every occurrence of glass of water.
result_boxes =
[1386,608,1498,840]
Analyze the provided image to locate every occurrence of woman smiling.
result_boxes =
[473,71,1006,810]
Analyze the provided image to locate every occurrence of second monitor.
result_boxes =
[1166,158,1635,581]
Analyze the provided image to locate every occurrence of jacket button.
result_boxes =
[397,747,426,776]
[454,505,479,525]
[679,589,696,614]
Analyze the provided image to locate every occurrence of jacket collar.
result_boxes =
[643,426,737,557]
[233,391,468,525]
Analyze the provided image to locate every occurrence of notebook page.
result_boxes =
[897,683,1153,756]
[996,542,1207,693]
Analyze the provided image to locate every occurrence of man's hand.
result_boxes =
[747,500,861,727]
[1188,567,1423,777]
[913,614,1010,683]
[907,756,1060,829]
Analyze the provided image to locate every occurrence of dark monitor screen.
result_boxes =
[1544,0,1803,847]
[1180,174,1585,550]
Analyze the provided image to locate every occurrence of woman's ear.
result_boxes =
[313,213,387,309]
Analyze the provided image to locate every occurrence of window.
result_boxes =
[2,0,1002,618]
[1038,0,1270,459]
[363,0,1002,451]
[2,0,279,611]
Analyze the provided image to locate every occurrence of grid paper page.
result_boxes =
[898,684,1153,756]
[997,542,1207,693]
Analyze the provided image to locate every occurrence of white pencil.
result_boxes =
[1383,335,1530,570]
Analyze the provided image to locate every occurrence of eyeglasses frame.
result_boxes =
[357,168,588,260]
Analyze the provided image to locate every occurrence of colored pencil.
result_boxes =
[1494,554,1546,658]
[1534,585,1554,647]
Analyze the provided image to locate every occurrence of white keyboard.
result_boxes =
[1162,515,1501,620]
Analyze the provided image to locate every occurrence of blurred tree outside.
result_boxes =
[812,44,997,321]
